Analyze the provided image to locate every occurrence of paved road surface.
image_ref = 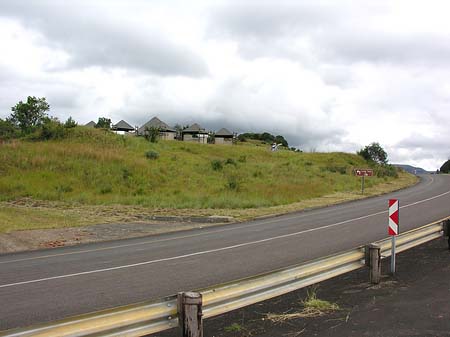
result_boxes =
[0,174,449,330]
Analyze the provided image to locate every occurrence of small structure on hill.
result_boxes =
[85,121,96,128]
[182,123,208,143]
[138,117,176,140]
[215,128,234,145]
[112,120,135,134]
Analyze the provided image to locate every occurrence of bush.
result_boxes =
[145,150,159,160]
[0,118,19,140]
[211,159,223,171]
[225,158,237,166]
[99,184,113,194]
[144,126,160,143]
[323,165,347,174]
[238,155,247,163]
[39,118,66,140]
[376,165,398,178]
[226,175,240,190]
[29,118,66,140]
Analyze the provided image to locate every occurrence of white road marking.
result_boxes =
[1,188,449,289]
[0,176,447,265]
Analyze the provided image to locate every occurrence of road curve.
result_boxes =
[0,174,449,330]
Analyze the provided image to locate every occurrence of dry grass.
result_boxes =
[265,286,339,323]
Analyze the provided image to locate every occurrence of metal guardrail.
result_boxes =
[1,216,448,337]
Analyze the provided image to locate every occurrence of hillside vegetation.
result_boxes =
[1,127,407,211]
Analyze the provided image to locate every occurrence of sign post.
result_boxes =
[388,199,399,275]
[355,169,374,194]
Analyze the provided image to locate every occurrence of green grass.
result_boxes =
[0,126,403,209]
[0,127,418,232]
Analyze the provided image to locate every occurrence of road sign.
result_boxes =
[388,198,399,275]
[355,169,374,177]
[355,169,374,194]
[388,199,399,236]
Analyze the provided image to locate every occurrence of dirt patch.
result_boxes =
[0,220,231,254]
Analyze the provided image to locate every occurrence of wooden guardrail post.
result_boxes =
[365,243,381,284]
[444,220,450,250]
[177,292,203,337]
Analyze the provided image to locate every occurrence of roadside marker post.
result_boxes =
[355,169,374,194]
[389,199,399,275]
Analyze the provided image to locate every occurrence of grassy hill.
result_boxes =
[0,127,416,232]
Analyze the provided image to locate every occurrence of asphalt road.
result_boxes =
[0,174,449,331]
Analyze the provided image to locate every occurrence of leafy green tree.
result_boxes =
[275,135,289,147]
[9,96,50,134]
[95,117,111,129]
[64,116,77,128]
[357,142,388,165]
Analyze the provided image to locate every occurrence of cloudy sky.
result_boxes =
[1,0,449,170]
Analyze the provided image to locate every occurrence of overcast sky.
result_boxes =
[1,0,449,170]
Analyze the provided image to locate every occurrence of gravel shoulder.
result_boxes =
[0,220,230,254]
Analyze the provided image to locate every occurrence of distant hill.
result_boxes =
[393,164,430,175]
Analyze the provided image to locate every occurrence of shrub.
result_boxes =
[376,165,398,178]
[145,151,159,160]
[323,165,347,174]
[144,126,160,143]
[30,118,66,140]
[0,118,19,140]
[211,159,223,171]
[226,175,240,190]
[238,155,247,163]
[99,184,113,194]
[122,168,132,180]
[225,158,237,166]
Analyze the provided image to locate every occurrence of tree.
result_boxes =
[95,117,111,129]
[357,142,388,165]
[9,96,50,134]
[440,160,450,173]
[275,135,289,147]
[144,126,160,143]
[64,116,77,128]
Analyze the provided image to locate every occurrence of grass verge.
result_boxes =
[0,171,417,233]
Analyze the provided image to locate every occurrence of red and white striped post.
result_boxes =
[389,199,399,274]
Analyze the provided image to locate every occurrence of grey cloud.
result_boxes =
[389,134,450,169]
[211,2,450,69]
[320,32,450,66]
[0,1,208,77]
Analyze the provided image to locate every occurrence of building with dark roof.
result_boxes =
[85,121,96,128]
[138,117,176,140]
[182,123,209,143]
[112,120,135,133]
[215,128,235,145]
